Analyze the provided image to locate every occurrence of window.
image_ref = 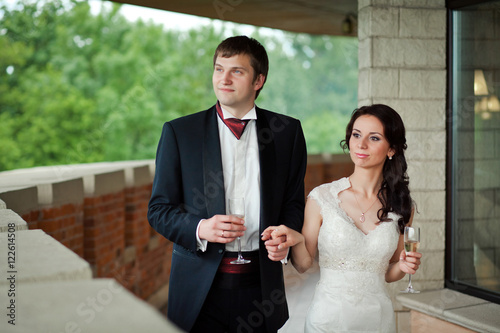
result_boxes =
[448,0,500,303]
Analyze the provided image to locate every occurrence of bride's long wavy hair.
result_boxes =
[341,104,413,234]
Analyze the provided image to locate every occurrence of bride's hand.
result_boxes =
[398,250,422,274]
[262,225,304,249]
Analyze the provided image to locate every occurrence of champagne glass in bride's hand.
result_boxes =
[228,198,251,264]
[401,226,420,293]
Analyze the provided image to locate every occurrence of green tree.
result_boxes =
[0,1,104,169]
[260,33,357,153]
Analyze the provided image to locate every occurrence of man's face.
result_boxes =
[212,54,264,117]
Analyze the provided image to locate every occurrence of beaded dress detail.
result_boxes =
[304,177,400,333]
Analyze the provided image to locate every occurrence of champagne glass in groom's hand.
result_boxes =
[228,198,251,264]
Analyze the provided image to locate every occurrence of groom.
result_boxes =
[147,35,307,332]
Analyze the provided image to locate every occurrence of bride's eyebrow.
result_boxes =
[353,128,385,137]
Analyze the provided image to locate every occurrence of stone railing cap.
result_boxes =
[0,209,28,232]
[0,230,91,285]
[1,278,181,333]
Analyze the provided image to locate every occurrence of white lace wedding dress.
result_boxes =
[304,177,400,333]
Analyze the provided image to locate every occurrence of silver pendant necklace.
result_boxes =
[352,190,378,223]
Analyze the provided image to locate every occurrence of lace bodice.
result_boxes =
[309,177,400,275]
[304,177,400,332]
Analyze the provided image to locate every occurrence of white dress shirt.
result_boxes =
[197,105,261,252]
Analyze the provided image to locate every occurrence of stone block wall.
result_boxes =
[358,0,447,295]
[358,0,448,330]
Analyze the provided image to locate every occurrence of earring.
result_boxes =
[389,155,393,160]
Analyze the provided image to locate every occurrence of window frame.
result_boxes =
[446,0,500,305]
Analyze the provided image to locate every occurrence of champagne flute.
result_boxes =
[228,198,251,264]
[401,226,420,293]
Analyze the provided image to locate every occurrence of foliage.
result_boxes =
[0,0,357,171]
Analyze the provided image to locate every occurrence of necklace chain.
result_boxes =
[352,190,379,223]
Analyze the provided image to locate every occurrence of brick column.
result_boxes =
[122,165,155,295]
[37,179,85,257]
[83,171,126,278]
[130,163,172,307]
[357,0,447,326]
[124,165,152,253]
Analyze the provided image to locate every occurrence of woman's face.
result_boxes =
[349,115,394,169]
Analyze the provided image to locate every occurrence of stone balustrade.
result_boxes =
[0,199,180,332]
[0,161,180,332]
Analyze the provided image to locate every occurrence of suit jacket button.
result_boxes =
[218,249,223,254]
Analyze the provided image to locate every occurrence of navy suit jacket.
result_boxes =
[148,105,307,332]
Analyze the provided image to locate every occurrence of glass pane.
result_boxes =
[451,2,500,297]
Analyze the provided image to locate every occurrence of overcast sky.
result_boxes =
[90,0,280,35]
[88,0,214,30]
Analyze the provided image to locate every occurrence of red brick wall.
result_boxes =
[23,204,84,257]
[83,191,126,277]
[136,235,172,300]
[124,184,152,253]
[37,203,84,257]
[25,184,173,306]
[21,210,40,230]
[122,183,172,300]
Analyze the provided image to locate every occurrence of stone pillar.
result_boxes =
[0,187,39,229]
[357,0,447,329]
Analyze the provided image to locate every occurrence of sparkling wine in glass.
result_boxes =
[228,198,251,264]
[401,226,420,293]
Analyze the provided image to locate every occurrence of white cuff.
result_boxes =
[281,248,290,264]
[196,219,208,252]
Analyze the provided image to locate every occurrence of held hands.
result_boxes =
[261,225,304,261]
[198,215,246,244]
[399,250,422,275]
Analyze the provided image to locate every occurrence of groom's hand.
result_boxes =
[199,215,246,243]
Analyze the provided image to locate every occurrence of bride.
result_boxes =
[262,104,422,332]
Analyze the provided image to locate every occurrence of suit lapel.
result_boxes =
[255,108,276,231]
[203,107,225,218]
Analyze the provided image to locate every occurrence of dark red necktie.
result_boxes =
[216,102,249,140]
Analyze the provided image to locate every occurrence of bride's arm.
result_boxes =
[262,197,322,273]
[290,197,321,273]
